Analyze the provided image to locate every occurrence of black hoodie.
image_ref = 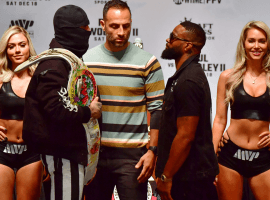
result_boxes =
[23,5,93,165]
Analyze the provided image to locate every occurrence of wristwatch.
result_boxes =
[148,146,157,155]
[161,174,173,182]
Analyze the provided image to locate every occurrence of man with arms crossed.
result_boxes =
[155,21,219,200]
[83,0,164,199]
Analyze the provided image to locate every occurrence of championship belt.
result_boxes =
[15,48,100,185]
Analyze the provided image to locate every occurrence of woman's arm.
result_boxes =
[212,69,231,153]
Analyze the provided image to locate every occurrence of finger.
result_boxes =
[259,138,270,147]
[258,137,270,146]
[259,131,270,137]
[91,97,99,103]
[137,165,147,182]
[141,169,152,183]
[0,126,7,131]
[137,171,144,182]
[0,137,7,142]
[219,142,224,147]
[135,158,143,169]
[0,132,7,139]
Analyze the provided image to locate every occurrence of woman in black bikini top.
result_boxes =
[0,25,43,200]
[213,20,270,200]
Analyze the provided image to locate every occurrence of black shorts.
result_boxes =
[0,141,40,170]
[218,138,270,178]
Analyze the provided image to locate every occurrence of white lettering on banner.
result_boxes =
[233,149,260,161]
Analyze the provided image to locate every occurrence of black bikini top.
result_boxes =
[231,81,270,121]
[0,82,25,120]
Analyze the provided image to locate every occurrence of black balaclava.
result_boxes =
[53,5,91,58]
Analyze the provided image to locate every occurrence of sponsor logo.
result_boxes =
[9,19,34,37]
[10,19,33,30]
[199,54,226,77]
[182,17,215,40]
[9,19,34,38]
[90,18,139,42]
[233,149,259,161]
[3,144,27,154]
[174,0,221,5]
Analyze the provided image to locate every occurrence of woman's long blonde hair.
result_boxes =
[0,25,37,82]
[225,21,270,104]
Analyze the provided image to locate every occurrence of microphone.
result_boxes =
[133,38,143,49]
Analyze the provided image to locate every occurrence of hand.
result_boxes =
[258,131,270,148]
[89,97,102,119]
[0,126,7,142]
[217,134,228,156]
[156,178,173,200]
[135,150,156,183]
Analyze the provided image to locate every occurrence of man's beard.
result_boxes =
[106,33,129,48]
[161,47,182,60]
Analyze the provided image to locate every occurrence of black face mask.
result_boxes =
[53,5,91,58]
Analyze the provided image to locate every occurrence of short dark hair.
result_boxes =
[180,21,206,50]
[103,0,131,20]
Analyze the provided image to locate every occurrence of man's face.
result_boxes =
[161,25,187,60]
[101,8,132,50]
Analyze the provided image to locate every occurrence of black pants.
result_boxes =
[171,177,218,200]
[84,157,147,200]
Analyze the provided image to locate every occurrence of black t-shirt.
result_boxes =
[176,80,203,118]
[155,55,219,181]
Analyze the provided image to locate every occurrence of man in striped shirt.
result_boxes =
[83,0,164,199]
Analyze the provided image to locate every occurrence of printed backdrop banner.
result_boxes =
[0,0,269,125]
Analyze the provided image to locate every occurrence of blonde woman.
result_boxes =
[213,21,270,200]
[0,26,43,199]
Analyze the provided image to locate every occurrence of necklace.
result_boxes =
[249,72,260,84]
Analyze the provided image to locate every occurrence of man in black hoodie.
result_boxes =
[23,5,101,200]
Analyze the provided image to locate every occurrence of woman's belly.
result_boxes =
[227,118,269,150]
[0,119,24,143]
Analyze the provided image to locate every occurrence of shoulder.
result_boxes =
[83,44,104,61]
[219,69,232,82]
[183,61,206,82]
[34,58,69,76]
